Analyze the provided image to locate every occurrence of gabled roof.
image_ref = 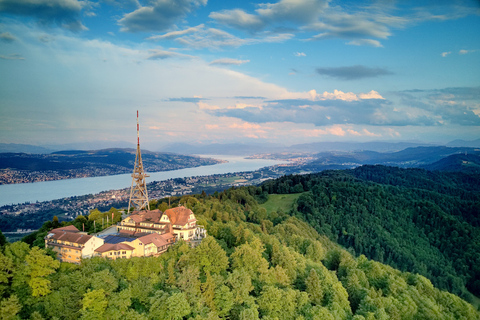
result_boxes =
[51,225,79,233]
[138,233,170,247]
[164,206,196,227]
[95,243,134,253]
[50,231,92,245]
[125,209,168,224]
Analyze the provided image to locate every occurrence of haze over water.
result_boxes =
[0,156,284,207]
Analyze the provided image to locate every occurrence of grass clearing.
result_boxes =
[260,193,304,214]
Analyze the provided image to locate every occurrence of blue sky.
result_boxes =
[0,0,479,150]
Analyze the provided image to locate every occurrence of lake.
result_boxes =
[0,155,284,206]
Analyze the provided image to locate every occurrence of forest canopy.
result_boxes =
[260,165,480,302]
[1,175,479,319]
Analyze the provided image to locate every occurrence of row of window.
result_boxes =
[108,251,128,256]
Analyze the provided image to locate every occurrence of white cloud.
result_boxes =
[347,128,381,137]
[0,32,16,42]
[198,102,220,110]
[172,26,294,50]
[146,24,204,41]
[358,90,385,100]
[209,58,250,66]
[209,9,265,33]
[147,49,197,60]
[294,52,306,57]
[118,0,206,33]
[295,126,346,137]
[347,39,383,47]
[441,51,451,57]
[459,49,475,55]
[0,0,86,31]
[256,0,328,24]
[302,89,385,101]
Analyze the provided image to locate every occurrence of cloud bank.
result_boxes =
[316,65,393,80]
[0,0,86,31]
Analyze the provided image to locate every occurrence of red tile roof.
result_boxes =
[95,243,134,253]
[138,233,169,247]
[118,230,136,236]
[164,206,196,227]
[51,225,79,233]
[50,231,92,245]
[127,209,167,224]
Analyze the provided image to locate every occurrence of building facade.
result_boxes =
[117,206,201,242]
[45,226,104,264]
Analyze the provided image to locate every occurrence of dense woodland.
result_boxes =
[260,165,480,302]
[1,177,480,319]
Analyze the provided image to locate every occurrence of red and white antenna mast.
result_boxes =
[137,110,140,146]
[128,110,150,212]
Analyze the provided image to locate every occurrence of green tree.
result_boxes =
[81,289,108,319]
[0,230,7,248]
[0,252,14,296]
[25,247,60,297]
[227,269,254,305]
[0,295,21,320]
[149,291,191,320]
[185,237,229,276]
[306,268,324,305]
[230,238,269,281]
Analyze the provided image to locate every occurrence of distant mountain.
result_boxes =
[162,140,435,156]
[0,143,54,154]
[288,141,434,153]
[421,153,480,173]
[300,146,477,171]
[446,138,480,148]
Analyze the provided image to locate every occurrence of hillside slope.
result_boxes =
[260,166,480,302]
[422,153,480,173]
[2,188,479,319]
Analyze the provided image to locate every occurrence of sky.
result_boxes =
[0,0,479,150]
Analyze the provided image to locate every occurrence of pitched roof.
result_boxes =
[95,243,134,253]
[126,209,167,224]
[50,231,92,245]
[164,206,196,227]
[161,233,175,241]
[51,225,79,233]
[138,233,169,247]
[118,229,136,236]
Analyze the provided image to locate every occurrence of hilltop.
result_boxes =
[2,184,479,319]
[422,153,480,173]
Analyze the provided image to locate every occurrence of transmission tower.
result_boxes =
[128,111,150,212]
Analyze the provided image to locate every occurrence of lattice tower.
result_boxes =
[128,111,150,212]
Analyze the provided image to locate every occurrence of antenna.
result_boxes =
[128,110,150,213]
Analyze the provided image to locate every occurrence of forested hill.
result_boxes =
[1,186,480,319]
[0,149,221,184]
[260,165,480,302]
[421,153,480,173]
